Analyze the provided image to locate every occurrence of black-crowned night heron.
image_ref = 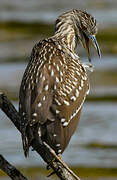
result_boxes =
[19,9,101,157]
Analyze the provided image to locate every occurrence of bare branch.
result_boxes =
[0,154,27,180]
[0,92,81,180]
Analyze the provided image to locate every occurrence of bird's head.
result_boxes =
[73,10,101,62]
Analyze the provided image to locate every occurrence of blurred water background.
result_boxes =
[0,0,117,180]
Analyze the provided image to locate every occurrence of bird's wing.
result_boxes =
[49,54,90,127]
[29,64,54,125]
[19,39,67,127]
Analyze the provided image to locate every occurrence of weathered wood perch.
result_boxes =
[0,92,81,180]
[0,154,27,180]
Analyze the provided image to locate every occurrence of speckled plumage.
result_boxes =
[19,9,99,156]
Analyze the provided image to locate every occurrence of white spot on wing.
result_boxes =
[56,144,60,147]
[43,96,46,101]
[79,86,82,91]
[64,100,70,106]
[76,89,79,97]
[69,96,86,121]
[61,118,65,123]
[54,84,56,90]
[86,88,90,95]
[56,65,60,71]
[33,113,37,117]
[60,71,63,76]
[56,77,59,83]
[40,73,42,78]
[38,102,42,107]
[76,71,81,76]
[63,122,68,126]
[38,127,41,137]
[51,69,54,76]
[48,65,51,70]
[55,98,61,106]
[59,61,63,66]
[42,76,46,81]
[70,96,76,101]
[28,83,30,89]
[44,84,49,91]
[84,76,87,80]
[36,77,38,83]
[81,80,84,87]
[53,134,57,137]
[56,110,60,114]
[32,119,36,122]
[58,149,62,153]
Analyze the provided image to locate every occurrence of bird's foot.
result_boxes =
[46,157,56,170]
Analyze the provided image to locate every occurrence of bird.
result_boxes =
[19,9,101,157]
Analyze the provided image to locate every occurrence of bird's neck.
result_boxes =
[54,22,78,53]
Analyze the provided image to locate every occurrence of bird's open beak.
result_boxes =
[84,34,101,62]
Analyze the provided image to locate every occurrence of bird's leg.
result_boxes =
[31,132,55,165]
[44,142,81,180]
[46,150,56,170]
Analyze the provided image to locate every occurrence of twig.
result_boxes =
[0,154,27,180]
[0,92,81,180]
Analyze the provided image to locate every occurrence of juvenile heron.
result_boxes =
[19,9,101,157]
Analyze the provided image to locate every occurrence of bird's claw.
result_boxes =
[46,157,56,170]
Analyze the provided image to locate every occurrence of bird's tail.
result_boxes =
[22,132,29,157]
[21,127,33,157]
